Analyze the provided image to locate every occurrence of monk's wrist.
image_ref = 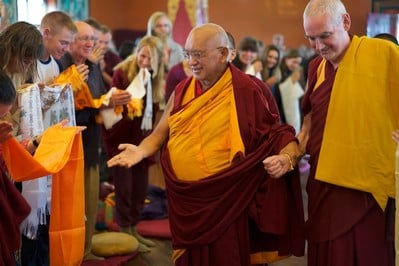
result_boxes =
[281,152,294,171]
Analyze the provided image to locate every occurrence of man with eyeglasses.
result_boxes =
[108,23,305,265]
[59,21,107,261]
[296,0,399,265]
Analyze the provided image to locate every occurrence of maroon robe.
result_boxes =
[103,50,122,89]
[0,150,30,265]
[161,64,305,266]
[165,62,188,103]
[302,56,394,266]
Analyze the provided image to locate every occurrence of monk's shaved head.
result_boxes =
[185,23,229,51]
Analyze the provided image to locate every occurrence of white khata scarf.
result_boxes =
[101,68,153,130]
[17,83,75,239]
[125,68,153,131]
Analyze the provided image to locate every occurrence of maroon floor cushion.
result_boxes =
[81,251,138,266]
[136,218,171,239]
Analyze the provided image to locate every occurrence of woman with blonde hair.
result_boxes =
[102,35,165,252]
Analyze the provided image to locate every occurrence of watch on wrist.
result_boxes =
[32,137,39,148]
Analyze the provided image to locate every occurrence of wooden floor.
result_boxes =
[126,239,174,266]
[270,254,307,266]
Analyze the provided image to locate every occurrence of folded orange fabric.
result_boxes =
[53,65,106,110]
[2,124,85,266]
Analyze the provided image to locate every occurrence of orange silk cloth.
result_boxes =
[2,124,85,266]
[53,65,106,110]
[167,67,244,181]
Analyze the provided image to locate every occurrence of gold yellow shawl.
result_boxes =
[53,65,106,110]
[2,124,85,266]
[316,36,399,209]
[167,68,244,181]
[168,68,245,262]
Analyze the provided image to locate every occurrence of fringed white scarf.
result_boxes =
[18,83,75,239]
[140,69,153,131]
[101,68,153,130]
[126,68,152,131]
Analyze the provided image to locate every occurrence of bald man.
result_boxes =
[107,23,305,266]
[60,21,106,261]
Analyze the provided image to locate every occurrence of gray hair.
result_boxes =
[303,0,347,25]
[146,11,172,38]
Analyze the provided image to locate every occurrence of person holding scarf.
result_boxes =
[103,35,165,252]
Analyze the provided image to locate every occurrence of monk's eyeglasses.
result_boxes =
[183,46,226,61]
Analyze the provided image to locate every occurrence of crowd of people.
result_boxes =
[0,0,398,265]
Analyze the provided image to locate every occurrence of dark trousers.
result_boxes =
[21,224,49,266]
[113,161,148,227]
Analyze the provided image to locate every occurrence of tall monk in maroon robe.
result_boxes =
[299,1,397,265]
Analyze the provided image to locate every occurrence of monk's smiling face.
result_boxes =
[303,1,351,68]
[184,24,229,91]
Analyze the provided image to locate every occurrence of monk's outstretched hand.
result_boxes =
[107,143,144,168]
[263,154,292,178]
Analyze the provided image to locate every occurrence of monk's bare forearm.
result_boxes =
[138,130,167,158]
[138,93,174,158]
[279,141,301,168]
[296,113,311,158]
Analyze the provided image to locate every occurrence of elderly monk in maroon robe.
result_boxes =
[108,23,305,266]
[297,0,398,265]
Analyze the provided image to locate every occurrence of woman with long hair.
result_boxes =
[0,21,43,88]
[102,35,165,252]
